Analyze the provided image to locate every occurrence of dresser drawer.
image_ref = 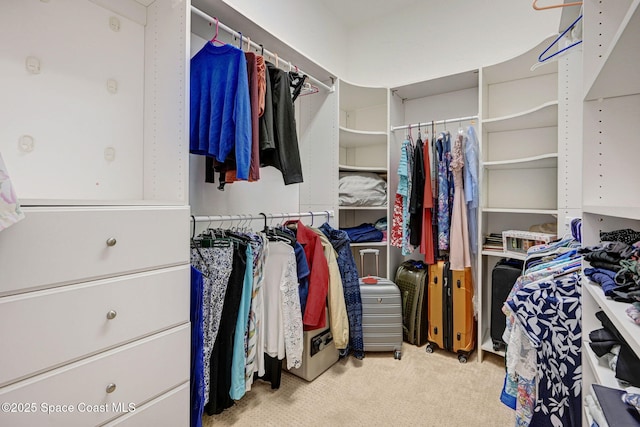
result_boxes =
[0,266,189,387]
[0,325,190,427]
[104,383,189,427]
[0,206,189,295]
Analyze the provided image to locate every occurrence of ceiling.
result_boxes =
[320,0,422,28]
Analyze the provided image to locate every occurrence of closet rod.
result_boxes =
[191,210,335,223]
[390,115,478,132]
[191,6,334,93]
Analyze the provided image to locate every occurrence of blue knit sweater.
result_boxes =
[190,43,251,180]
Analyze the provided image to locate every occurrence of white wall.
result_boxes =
[346,0,562,87]
[207,0,561,90]
[220,0,349,78]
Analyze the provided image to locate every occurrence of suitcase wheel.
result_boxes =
[492,342,501,352]
[394,350,402,360]
[458,354,468,364]
[425,344,434,354]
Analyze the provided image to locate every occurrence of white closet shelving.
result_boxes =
[0,0,190,425]
[388,72,479,266]
[581,0,640,422]
[338,80,390,278]
[477,35,561,361]
[388,70,479,352]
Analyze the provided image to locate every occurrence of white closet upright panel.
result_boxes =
[0,0,190,425]
[581,1,640,424]
[477,35,560,361]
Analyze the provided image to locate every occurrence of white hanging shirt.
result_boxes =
[261,240,303,369]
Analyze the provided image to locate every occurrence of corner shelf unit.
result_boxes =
[477,34,560,362]
[338,80,390,278]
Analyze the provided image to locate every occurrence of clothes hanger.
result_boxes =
[209,17,225,46]
[537,13,583,63]
[299,82,319,97]
[532,0,582,11]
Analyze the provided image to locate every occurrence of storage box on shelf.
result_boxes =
[0,1,190,425]
[338,80,390,278]
[478,35,560,361]
[501,230,556,258]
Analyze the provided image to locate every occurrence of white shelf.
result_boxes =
[585,0,640,101]
[480,330,505,357]
[339,206,387,210]
[483,34,559,84]
[338,164,387,173]
[339,81,387,112]
[348,242,387,248]
[339,127,387,148]
[391,69,478,101]
[584,278,640,357]
[483,101,558,132]
[483,153,558,170]
[19,199,185,207]
[481,250,527,261]
[482,208,558,215]
[583,342,640,393]
[583,205,640,221]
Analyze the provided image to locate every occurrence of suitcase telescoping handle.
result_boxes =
[359,248,379,284]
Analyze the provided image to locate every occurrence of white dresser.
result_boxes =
[0,0,191,425]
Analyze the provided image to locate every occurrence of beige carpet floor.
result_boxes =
[203,344,515,427]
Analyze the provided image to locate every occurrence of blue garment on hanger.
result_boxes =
[190,43,252,180]
[320,222,364,359]
[464,126,479,255]
[230,245,254,401]
[190,266,205,427]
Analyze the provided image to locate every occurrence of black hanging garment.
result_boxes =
[263,62,303,185]
[409,136,425,247]
[205,243,247,415]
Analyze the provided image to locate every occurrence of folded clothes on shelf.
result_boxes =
[340,223,383,243]
[590,311,640,388]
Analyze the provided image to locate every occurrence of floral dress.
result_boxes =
[436,133,452,250]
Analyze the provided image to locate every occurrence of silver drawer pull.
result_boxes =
[106,383,116,394]
[106,237,117,247]
[106,310,117,320]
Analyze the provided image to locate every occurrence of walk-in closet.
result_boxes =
[1,1,638,426]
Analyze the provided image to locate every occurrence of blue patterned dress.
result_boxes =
[507,273,582,427]
[320,222,365,359]
[437,132,452,250]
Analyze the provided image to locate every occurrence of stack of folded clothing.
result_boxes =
[340,223,383,243]
[581,235,640,308]
[589,311,640,388]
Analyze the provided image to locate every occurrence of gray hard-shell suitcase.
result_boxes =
[358,249,403,360]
